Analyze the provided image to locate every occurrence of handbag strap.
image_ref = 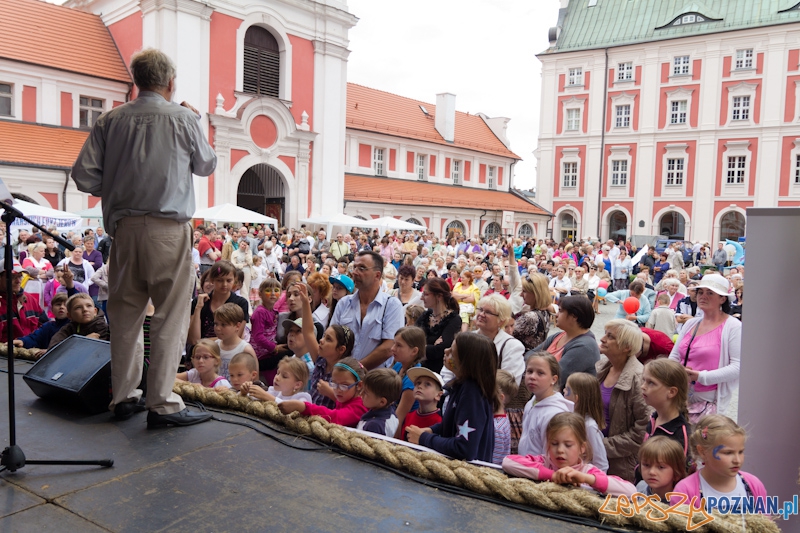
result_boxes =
[682,322,701,367]
[497,338,512,368]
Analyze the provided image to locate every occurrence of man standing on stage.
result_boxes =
[72,48,216,428]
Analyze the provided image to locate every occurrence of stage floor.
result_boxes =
[0,360,613,532]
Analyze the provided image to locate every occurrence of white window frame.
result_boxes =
[726,82,757,126]
[567,67,583,87]
[722,140,750,192]
[373,147,385,176]
[610,92,635,131]
[452,159,461,185]
[79,96,104,129]
[488,166,496,190]
[661,143,689,196]
[0,82,12,118]
[566,108,581,131]
[617,62,633,82]
[670,100,687,125]
[562,162,577,189]
[561,96,586,134]
[608,146,631,197]
[666,158,685,186]
[560,148,581,197]
[416,154,427,181]
[665,87,694,129]
[673,55,691,76]
[796,153,800,185]
[726,156,746,185]
[611,160,628,186]
[615,104,631,128]
[731,96,750,121]
[735,49,754,70]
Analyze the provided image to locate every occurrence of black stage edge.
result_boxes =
[0,363,618,532]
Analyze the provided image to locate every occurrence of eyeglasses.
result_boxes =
[353,265,378,273]
[476,307,500,317]
[328,381,359,392]
[191,355,215,361]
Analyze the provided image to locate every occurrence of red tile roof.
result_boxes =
[0,120,87,169]
[347,83,520,160]
[0,0,131,84]
[345,174,550,216]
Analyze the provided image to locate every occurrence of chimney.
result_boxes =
[435,93,456,143]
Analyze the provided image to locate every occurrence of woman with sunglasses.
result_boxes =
[668,273,741,423]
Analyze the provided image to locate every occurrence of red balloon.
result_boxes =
[623,297,640,314]
[598,280,609,289]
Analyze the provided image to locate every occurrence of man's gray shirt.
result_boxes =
[71,91,216,237]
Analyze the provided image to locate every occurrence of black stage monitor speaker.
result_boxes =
[23,336,111,414]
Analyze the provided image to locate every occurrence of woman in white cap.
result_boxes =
[668,273,740,423]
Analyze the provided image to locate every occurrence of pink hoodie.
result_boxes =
[503,454,637,497]
[670,471,767,506]
[303,396,367,428]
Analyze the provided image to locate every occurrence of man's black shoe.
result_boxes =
[113,398,147,421]
[147,408,212,429]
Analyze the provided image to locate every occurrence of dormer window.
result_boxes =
[657,11,721,30]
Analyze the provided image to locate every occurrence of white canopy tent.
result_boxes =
[370,216,427,232]
[73,206,103,219]
[4,200,82,235]
[298,213,373,238]
[193,203,277,226]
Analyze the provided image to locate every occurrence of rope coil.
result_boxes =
[173,381,780,533]
[0,344,44,361]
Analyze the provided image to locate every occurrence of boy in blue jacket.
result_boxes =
[14,292,69,354]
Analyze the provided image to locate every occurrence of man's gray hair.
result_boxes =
[130,49,176,90]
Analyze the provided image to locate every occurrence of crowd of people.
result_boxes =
[1,220,760,509]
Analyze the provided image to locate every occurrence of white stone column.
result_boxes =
[311,40,349,217]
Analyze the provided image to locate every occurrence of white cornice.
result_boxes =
[141,0,213,20]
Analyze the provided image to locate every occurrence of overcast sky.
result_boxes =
[346,0,560,192]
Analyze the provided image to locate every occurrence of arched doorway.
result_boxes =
[719,211,745,242]
[237,164,285,225]
[406,218,422,226]
[560,212,577,242]
[484,222,501,240]
[518,223,533,239]
[608,210,627,241]
[446,220,465,239]
[659,211,685,239]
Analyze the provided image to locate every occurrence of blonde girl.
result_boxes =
[277,357,367,428]
[517,352,573,456]
[246,356,312,403]
[177,340,231,388]
[671,415,767,511]
[390,326,426,439]
[563,372,608,472]
[503,413,636,497]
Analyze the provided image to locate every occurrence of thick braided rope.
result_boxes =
[0,343,44,362]
[173,381,780,533]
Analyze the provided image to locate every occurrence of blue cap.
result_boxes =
[330,275,354,294]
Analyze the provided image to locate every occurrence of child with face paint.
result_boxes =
[670,415,768,511]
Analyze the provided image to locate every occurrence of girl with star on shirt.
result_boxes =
[406,332,496,462]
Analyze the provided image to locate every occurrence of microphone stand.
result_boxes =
[0,199,113,472]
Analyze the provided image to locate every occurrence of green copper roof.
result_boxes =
[548,0,800,53]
